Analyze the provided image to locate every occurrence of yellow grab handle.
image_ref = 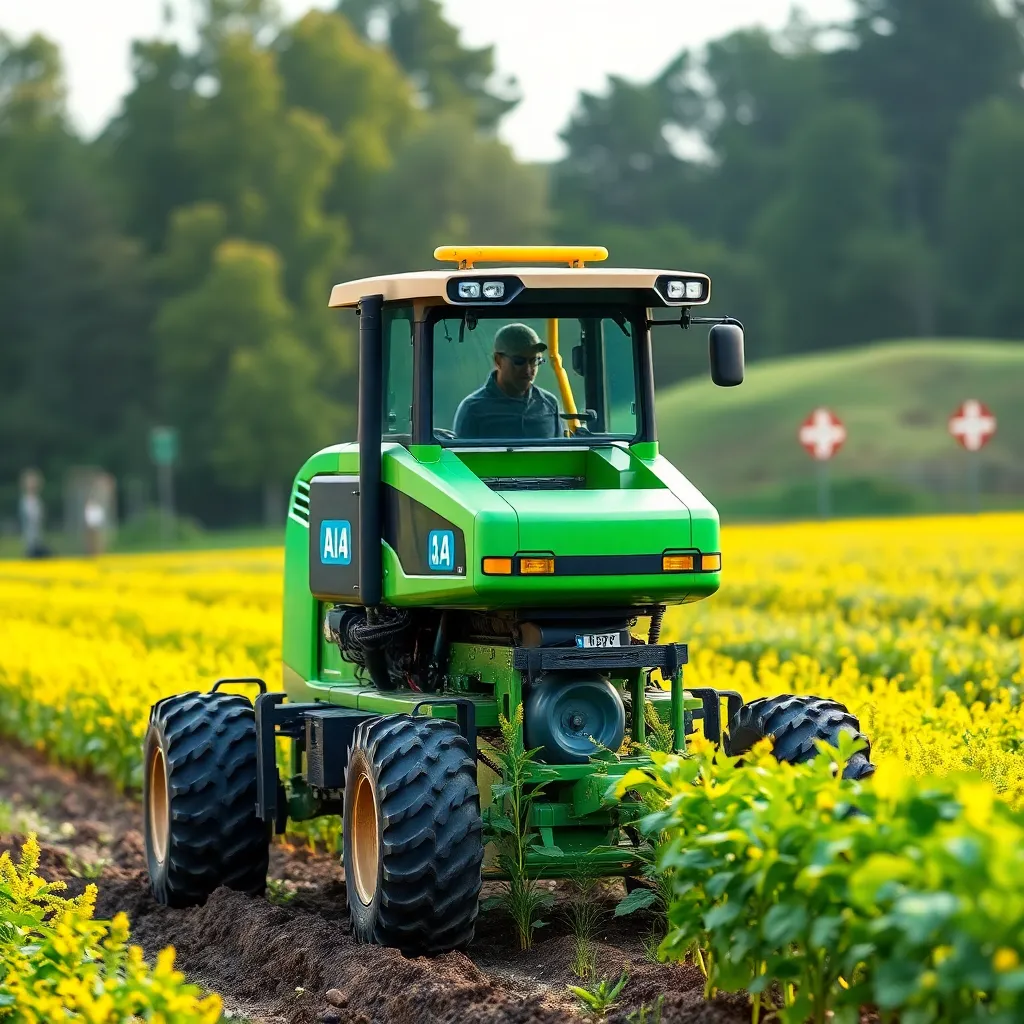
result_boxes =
[547,318,578,436]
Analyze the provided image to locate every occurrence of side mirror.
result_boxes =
[571,344,585,376]
[709,322,744,387]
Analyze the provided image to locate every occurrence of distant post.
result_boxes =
[948,400,996,513]
[149,426,179,544]
[799,407,846,519]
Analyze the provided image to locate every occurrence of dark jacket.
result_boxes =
[453,371,560,439]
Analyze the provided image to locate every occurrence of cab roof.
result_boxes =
[327,245,712,309]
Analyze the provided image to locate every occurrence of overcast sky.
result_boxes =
[0,0,854,162]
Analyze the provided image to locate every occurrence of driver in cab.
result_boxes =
[453,323,561,439]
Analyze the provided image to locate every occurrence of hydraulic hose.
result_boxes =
[648,605,665,645]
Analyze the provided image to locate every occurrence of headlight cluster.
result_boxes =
[457,281,504,299]
[655,274,710,304]
[447,276,523,304]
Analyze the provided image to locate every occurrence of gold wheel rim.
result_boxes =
[351,770,379,906]
[148,746,169,864]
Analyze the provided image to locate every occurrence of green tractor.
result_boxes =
[142,245,874,954]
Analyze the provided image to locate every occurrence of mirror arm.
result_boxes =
[648,311,744,331]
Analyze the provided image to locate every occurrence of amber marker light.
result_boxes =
[701,553,722,572]
[519,557,555,575]
[662,554,695,572]
[482,558,513,575]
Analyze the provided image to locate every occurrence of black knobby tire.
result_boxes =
[725,694,875,780]
[143,691,270,908]
[343,714,483,955]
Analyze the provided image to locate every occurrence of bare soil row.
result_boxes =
[0,741,751,1024]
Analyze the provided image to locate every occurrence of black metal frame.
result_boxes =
[513,642,687,683]
[686,687,744,747]
[411,697,478,760]
[357,294,384,606]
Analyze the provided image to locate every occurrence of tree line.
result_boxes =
[2,0,1023,526]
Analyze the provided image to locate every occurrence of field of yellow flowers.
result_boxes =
[0,512,1021,802]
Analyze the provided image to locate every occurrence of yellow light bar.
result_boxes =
[663,554,695,572]
[434,245,609,270]
[482,557,513,575]
[701,553,722,572]
[520,557,556,575]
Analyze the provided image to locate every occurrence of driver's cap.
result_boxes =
[494,323,546,357]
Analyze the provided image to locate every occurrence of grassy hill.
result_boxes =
[655,339,1024,519]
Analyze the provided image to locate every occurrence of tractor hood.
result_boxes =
[498,488,691,555]
[455,444,714,566]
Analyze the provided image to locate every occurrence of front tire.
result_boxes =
[143,691,270,908]
[343,714,483,955]
[725,694,875,779]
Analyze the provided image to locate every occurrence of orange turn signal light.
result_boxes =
[520,557,555,575]
[482,557,513,575]
[662,554,695,572]
[701,553,722,572]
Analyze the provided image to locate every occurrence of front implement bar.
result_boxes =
[512,642,688,680]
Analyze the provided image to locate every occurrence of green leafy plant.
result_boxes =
[567,970,629,1020]
[614,731,1024,1024]
[627,994,665,1024]
[565,867,605,979]
[265,877,297,905]
[481,706,562,950]
[63,851,110,879]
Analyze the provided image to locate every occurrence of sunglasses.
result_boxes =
[497,353,545,368]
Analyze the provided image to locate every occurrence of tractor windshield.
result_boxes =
[431,310,641,444]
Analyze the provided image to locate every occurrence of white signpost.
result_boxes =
[799,407,846,519]
[948,400,996,512]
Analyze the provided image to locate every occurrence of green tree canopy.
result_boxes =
[835,0,1024,237]
[945,97,1024,335]
[337,0,519,129]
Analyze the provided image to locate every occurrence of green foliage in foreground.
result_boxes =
[615,734,1024,1024]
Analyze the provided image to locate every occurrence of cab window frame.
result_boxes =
[416,301,653,447]
[382,303,415,443]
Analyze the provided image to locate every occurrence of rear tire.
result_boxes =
[725,694,875,779]
[343,714,483,955]
[143,691,270,908]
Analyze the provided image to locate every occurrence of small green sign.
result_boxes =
[149,426,179,467]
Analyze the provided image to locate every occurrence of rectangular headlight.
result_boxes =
[663,554,694,571]
[685,281,703,299]
[666,280,685,299]
[520,557,555,575]
[457,281,481,299]
[482,281,505,299]
[700,553,722,571]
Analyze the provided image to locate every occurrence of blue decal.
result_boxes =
[428,529,455,572]
[320,520,352,565]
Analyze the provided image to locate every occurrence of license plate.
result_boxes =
[577,632,622,649]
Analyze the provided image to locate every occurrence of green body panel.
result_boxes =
[282,439,721,691]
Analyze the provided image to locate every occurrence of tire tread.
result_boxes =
[725,693,875,779]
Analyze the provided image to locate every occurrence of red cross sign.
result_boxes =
[799,407,846,461]
[949,399,996,452]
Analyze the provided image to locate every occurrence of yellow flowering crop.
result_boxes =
[0,835,222,1022]
[0,513,1021,802]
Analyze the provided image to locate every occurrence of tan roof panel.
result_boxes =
[328,267,711,308]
